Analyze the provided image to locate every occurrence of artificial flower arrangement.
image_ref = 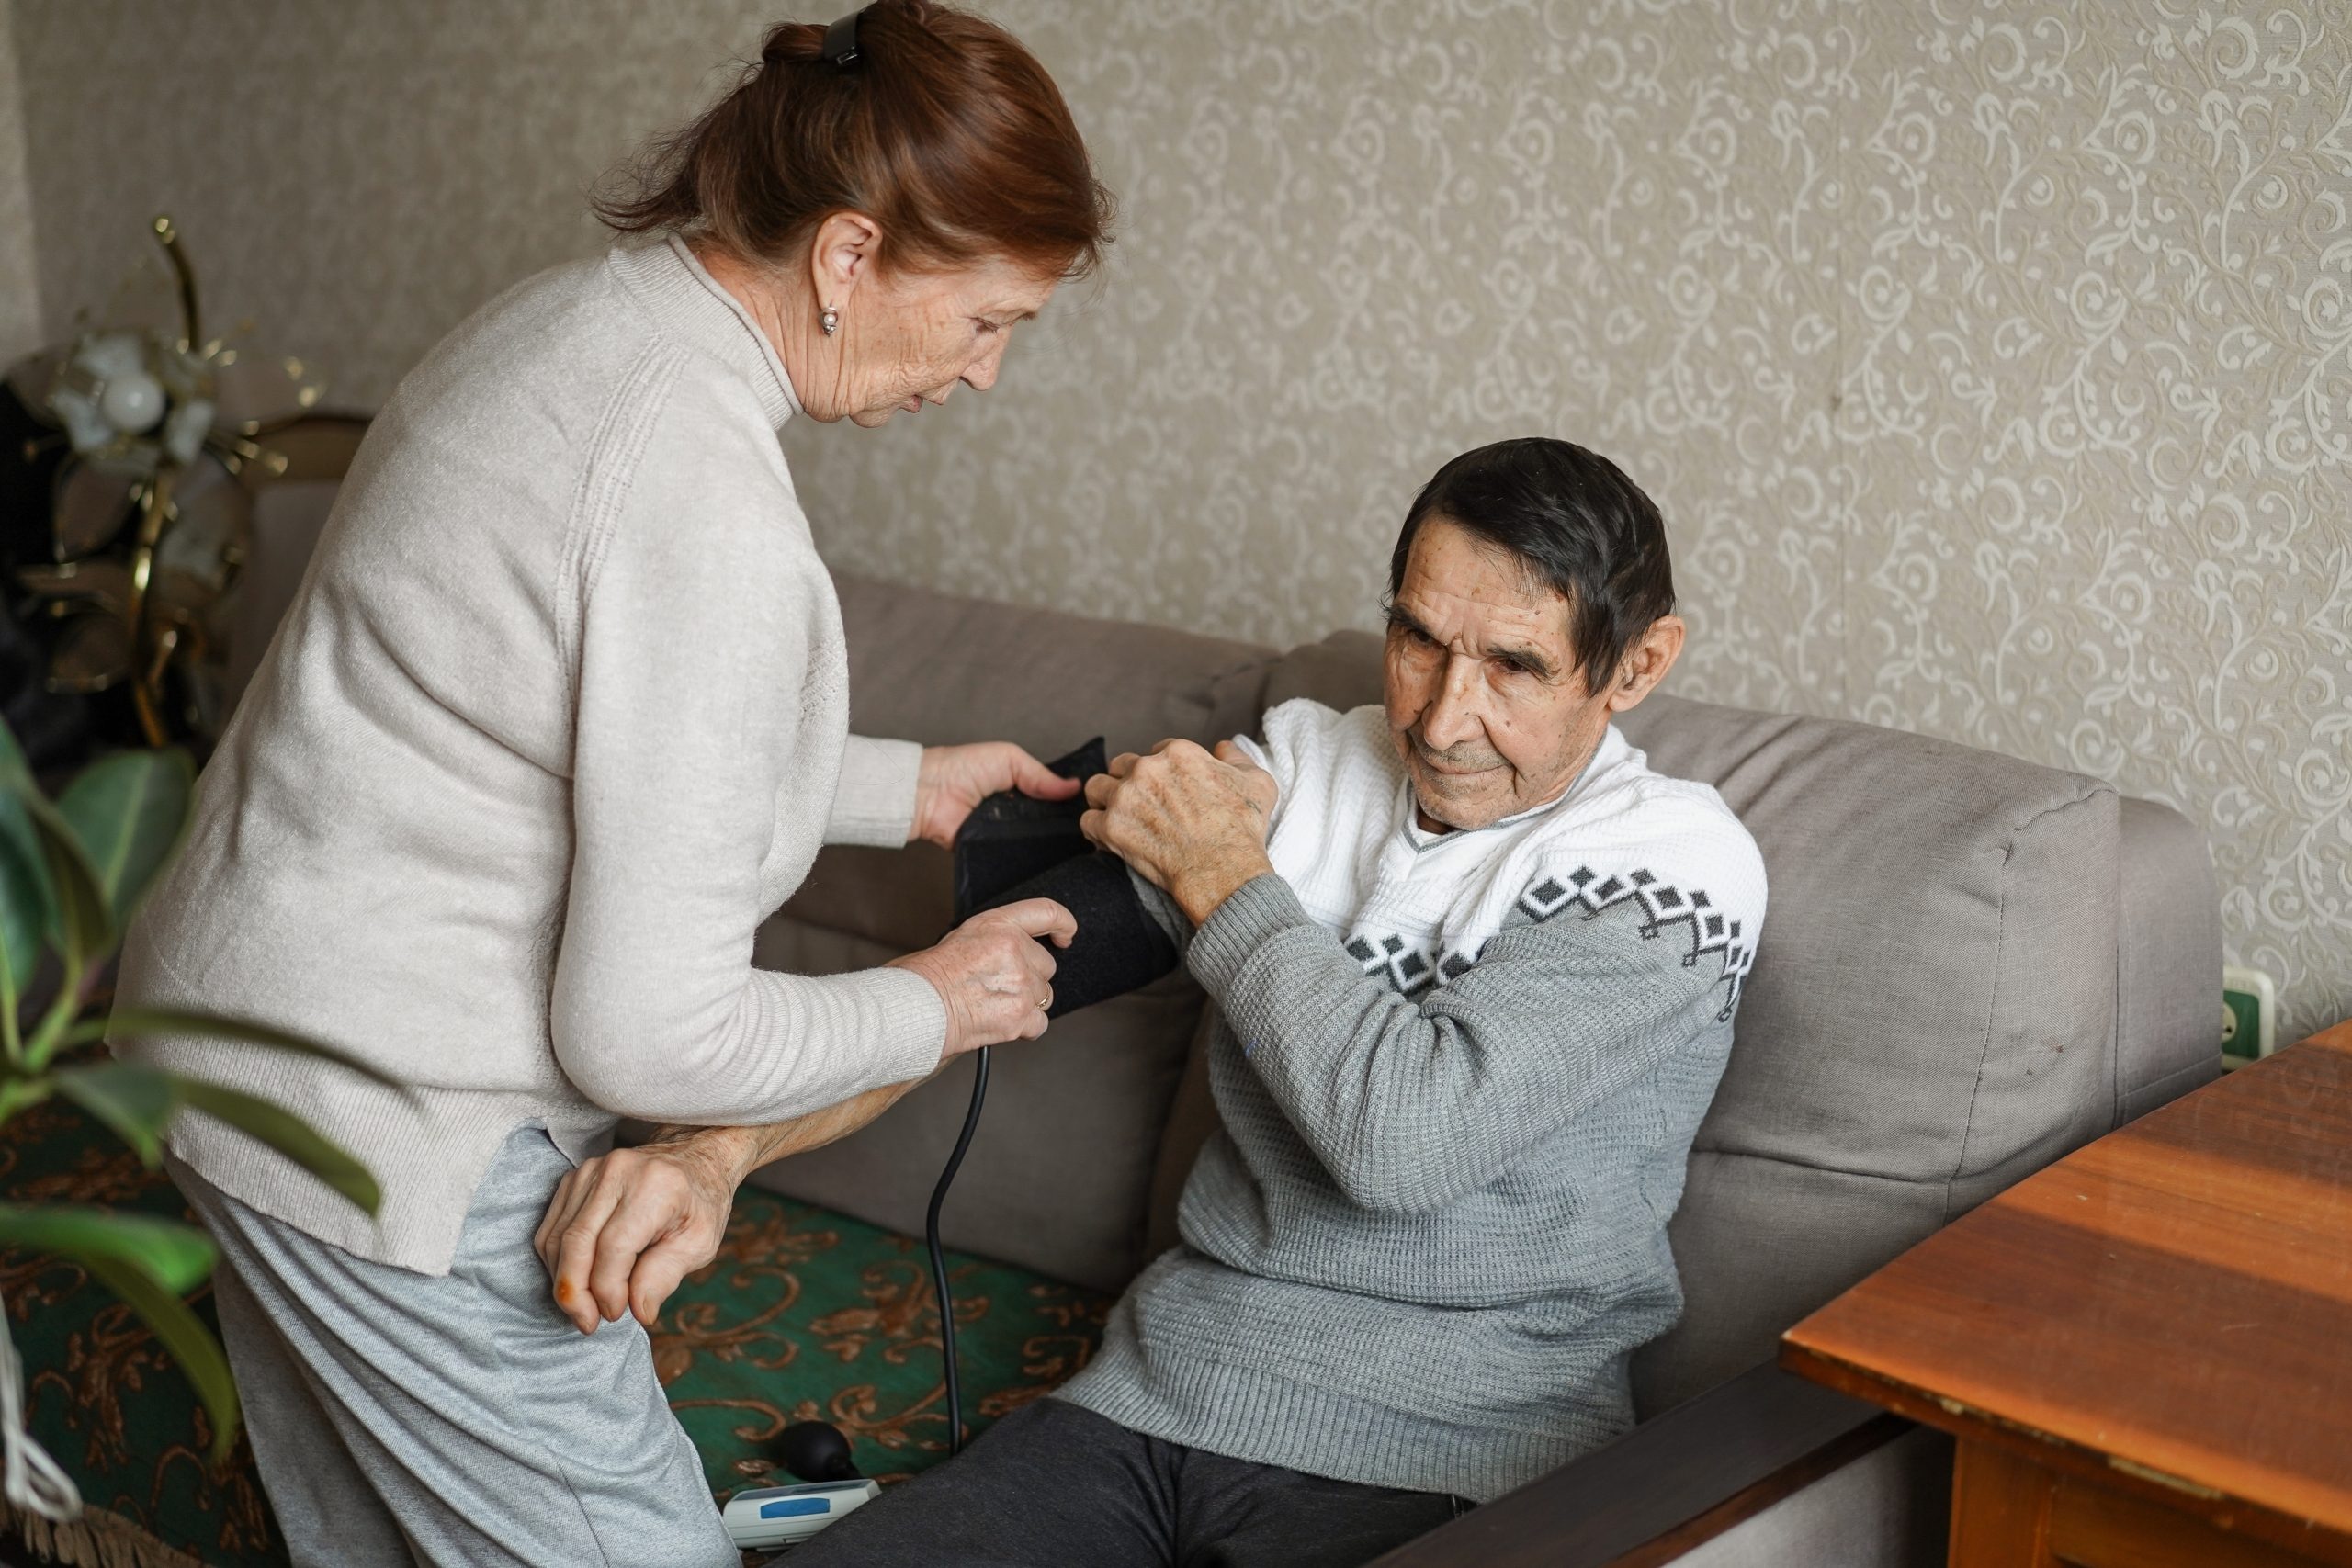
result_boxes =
[8,216,326,749]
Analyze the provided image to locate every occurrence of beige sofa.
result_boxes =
[229,481,2222,1564]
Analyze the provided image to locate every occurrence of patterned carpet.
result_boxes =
[0,1094,1115,1567]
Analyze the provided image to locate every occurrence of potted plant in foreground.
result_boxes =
[0,721,390,1524]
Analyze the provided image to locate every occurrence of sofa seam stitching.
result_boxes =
[1945,848,2015,1223]
[1688,1144,1963,1186]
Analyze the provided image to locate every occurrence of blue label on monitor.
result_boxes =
[759,1497,831,1519]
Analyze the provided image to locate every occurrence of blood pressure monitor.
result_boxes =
[722,1478,882,1551]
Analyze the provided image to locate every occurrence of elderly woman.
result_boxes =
[111,5,1112,1563]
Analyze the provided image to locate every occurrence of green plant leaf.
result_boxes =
[56,749,194,931]
[0,1201,215,1293]
[174,1078,379,1215]
[53,1058,382,1214]
[81,1009,409,1091]
[82,1254,241,1463]
[0,722,32,789]
[16,786,112,973]
[0,791,52,1023]
[53,1059,177,1165]
[0,1079,52,1122]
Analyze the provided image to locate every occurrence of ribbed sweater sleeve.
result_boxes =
[1186,872,1723,1214]
[547,380,944,1124]
[827,734,922,846]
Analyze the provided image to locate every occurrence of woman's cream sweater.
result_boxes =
[112,236,946,1273]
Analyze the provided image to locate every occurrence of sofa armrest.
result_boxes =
[1367,1359,1910,1568]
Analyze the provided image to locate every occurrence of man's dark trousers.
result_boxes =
[772,1398,1467,1567]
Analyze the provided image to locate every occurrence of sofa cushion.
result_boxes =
[1615,692,2123,1411]
[1259,626,1387,715]
[1257,630,2130,1416]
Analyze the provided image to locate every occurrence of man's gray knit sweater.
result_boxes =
[1055,699,1768,1503]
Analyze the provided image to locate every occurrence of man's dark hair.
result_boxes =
[1386,437,1676,691]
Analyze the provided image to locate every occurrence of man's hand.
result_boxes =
[1081,739,1280,926]
[911,742,1080,848]
[534,1079,922,1335]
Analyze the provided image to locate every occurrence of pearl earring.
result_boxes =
[820,304,841,336]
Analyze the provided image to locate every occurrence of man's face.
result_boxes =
[1383,518,1617,832]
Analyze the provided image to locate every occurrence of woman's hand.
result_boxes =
[911,741,1080,848]
[535,1079,926,1334]
[889,897,1076,1056]
[534,1127,747,1336]
[1083,739,1280,926]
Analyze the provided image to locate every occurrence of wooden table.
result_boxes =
[1784,1020,2352,1566]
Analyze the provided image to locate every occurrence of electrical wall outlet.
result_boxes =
[2221,965,2278,1070]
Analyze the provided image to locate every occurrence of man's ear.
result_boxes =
[808,210,884,306]
[1605,615,1685,715]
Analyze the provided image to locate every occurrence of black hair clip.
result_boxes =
[821,6,867,70]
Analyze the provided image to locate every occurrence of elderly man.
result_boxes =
[545,437,1767,1568]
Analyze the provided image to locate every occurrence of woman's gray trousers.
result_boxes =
[172,1125,737,1568]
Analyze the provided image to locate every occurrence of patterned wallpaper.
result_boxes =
[10,1,2349,1038]
[0,1,41,365]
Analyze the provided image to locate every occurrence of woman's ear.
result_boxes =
[808,210,884,305]
[1605,615,1686,715]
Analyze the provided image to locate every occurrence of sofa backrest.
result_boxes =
[1262,630,2220,1414]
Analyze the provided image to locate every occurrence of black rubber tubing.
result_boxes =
[924,1043,990,1457]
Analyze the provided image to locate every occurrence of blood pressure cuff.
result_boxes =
[950,737,1106,919]
[952,738,1179,1019]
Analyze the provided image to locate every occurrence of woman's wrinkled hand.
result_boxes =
[534,1084,929,1335]
[1082,739,1279,926]
[889,897,1076,1056]
[911,741,1080,847]
[533,1134,741,1336]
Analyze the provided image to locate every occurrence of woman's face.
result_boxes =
[820,256,1059,427]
